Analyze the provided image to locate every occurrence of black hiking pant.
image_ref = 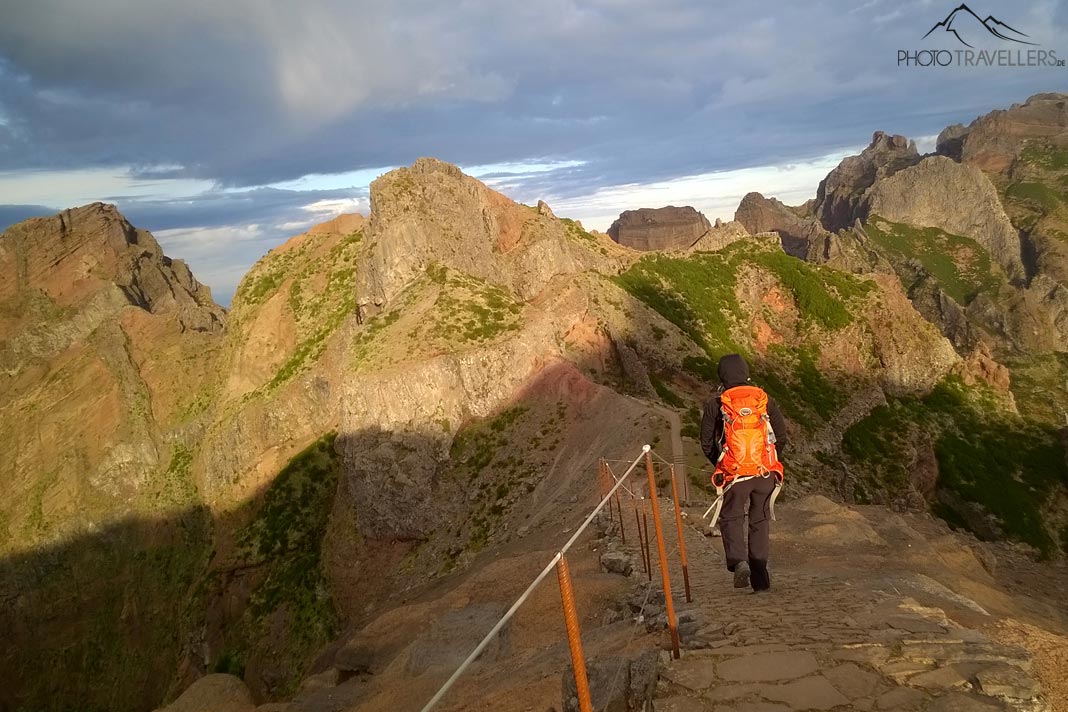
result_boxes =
[720,475,776,589]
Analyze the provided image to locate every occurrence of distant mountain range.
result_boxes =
[922,3,1038,48]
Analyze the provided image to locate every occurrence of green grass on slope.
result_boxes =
[843,377,1068,557]
[863,218,1002,304]
[217,433,341,697]
[614,241,871,358]
[1005,352,1068,427]
[267,232,363,389]
[615,243,869,427]
[1020,142,1068,171]
[1004,181,1067,215]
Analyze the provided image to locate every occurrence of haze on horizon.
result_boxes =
[1,0,1065,304]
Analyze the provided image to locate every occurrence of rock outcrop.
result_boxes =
[607,206,711,251]
[356,157,622,310]
[687,220,749,253]
[937,92,1068,173]
[863,156,1025,282]
[814,131,921,232]
[735,192,829,258]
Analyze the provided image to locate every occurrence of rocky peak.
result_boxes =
[863,156,1025,282]
[937,92,1068,173]
[734,192,829,259]
[606,206,711,251]
[0,202,224,331]
[814,131,921,232]
[356,158,621,310]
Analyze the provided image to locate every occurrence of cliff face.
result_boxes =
[734,192,830,259]
[356,158,624,310]
[607,206,711,251]
[814,131,921,232]
[0,203,226,549]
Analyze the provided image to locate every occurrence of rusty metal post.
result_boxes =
[596,459,607,503]
[632,495,649,578]
[646,452,681,659]
[615,490,626,545]
[640,497,652,581]
[557,554,593,712]
[604,461,615,523]
[682,463,690,503]
[669,465,692,603]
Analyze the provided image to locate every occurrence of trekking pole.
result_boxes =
[645,451,681,658]
[769,479,783,522]
[669,465,692,603]
[557,554,593,712]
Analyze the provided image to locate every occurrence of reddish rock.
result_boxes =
[607,206,711,251]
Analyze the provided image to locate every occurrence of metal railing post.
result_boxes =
[557,554,593,712]
[669,464,692,603]
[640,497,652,581]
[645,451,681,659]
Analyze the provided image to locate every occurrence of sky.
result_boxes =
[1,0,1065,305]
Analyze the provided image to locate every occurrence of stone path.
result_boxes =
[598,495,1052,712]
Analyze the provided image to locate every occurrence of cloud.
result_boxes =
[1,0,1061,191]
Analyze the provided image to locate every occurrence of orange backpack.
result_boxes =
[713,385,784,484]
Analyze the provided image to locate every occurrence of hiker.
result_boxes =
[700,354,787,592]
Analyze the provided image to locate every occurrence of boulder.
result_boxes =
[156,674,255,712]
[607,206,711,251]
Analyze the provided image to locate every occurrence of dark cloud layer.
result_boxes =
[2,0,1064,192]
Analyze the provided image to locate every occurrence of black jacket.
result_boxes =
[700,354,789,464]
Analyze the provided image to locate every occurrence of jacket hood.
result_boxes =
[717,354,750,387]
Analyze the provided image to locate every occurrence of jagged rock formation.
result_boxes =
[686,219,749,253]
[863,156,1025,282]
[814,131,921,232]
[735,192,830,258]
[607,206,711,251]
[937,93,1068,172]
[356,158,623,310]
[0,203,225,543]
[0,203,229,712]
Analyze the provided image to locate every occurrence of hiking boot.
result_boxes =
[732,561,750,588]
[750,560,771,592]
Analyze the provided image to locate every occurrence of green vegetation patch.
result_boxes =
[1005,181,1066,215]
[649,372,686,408]
[442,405,546,567]
[1020,141,1068,171]
[843,377,1068,556]
[864,218,1002,304]
[424,270,524,344]
[267,231,363,389]
[222,432,341,697]
[614,243,871,363]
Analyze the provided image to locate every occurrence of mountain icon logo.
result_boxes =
[922,4,1038,48]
